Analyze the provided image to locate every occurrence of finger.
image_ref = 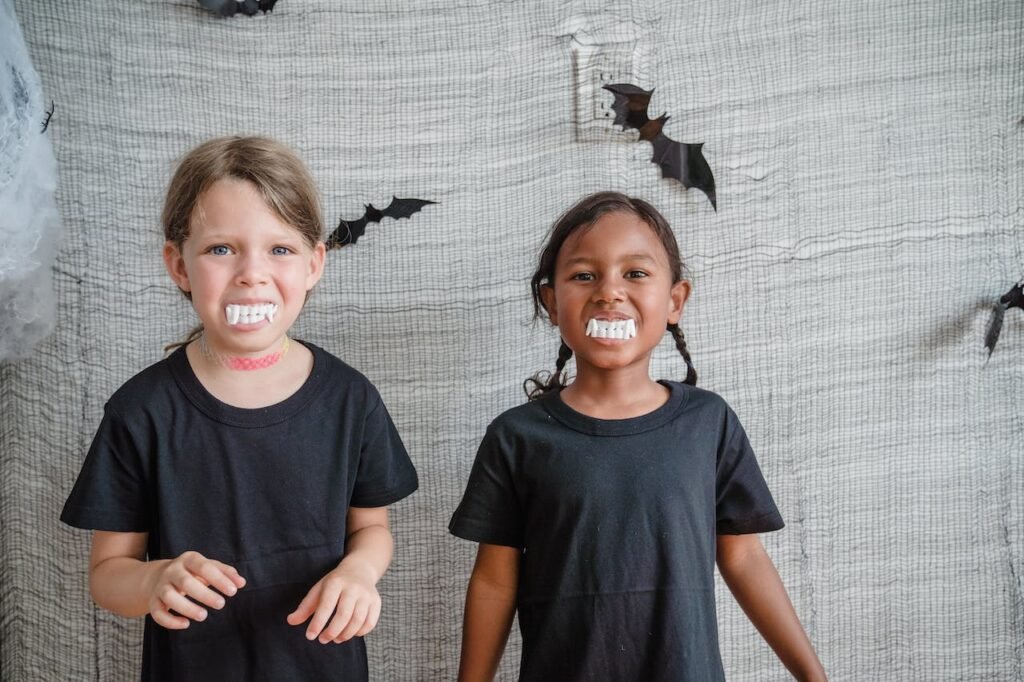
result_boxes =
[159,588,208,623]
[335,601,369,642]
[193,561,243,598]
[307,581,344,641]
[286,581,321,626]
[218,562,247,589]
[320,594,357,643]
[341,598,380,641]
[151,602,192,630]
[179,574,227,610]
[355,598,382,637]
[177,550,206,570]
[208,560,246,590]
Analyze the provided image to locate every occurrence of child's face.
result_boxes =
[163,178,325,355]
[541,211,689,377]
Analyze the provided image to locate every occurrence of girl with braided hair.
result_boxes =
[450,192,825,681]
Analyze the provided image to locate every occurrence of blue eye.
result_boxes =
[271,246,292,256]
[210,245,231,256]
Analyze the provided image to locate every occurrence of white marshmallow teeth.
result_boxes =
[585,318,637,340]
[224,303,279,326]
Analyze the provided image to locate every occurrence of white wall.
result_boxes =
[3,0,1022,679]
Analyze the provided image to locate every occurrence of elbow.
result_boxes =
[87,560,146,618]
[346,522,391,540]
[87,562,107,608]
[716,533,767,577]
[87,565,118,614]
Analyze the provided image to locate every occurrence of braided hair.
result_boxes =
[668,323,698,386]
[523,340,574,399]
[525,191,697,400]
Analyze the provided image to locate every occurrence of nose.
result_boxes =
[593,275,624,304]
[234,251,269,287]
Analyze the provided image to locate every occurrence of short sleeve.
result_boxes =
[448,424,524,548]
[60,405,151,532]
[348,397,418,507]
[715,411,785,535]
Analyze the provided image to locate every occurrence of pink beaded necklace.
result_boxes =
[199,333,290,371]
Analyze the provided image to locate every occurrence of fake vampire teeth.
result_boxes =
[224,303,278,326]
[586,318,637,339]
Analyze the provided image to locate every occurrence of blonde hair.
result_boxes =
[162,136,323,350]
[163,135,322,248]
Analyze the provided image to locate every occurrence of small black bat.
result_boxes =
[41,100,54,133]
[197,0,277,17]
[327,197,436,249]
[984,279,1024,355]
[603,83,717,211]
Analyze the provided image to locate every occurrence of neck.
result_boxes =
[560,362,667,419]
[199,333,290,371]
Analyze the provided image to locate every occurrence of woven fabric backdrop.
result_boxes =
[2,1,1022,679]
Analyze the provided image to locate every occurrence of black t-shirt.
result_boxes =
[449,381,783,681]
[61,342,418,682]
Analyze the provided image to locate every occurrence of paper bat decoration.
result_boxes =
[197,0,277,17]
[41,101,54,133]
[984,279,1024,355]
[603,83,717,210]
[326,197,436,249]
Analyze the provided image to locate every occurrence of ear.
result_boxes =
[539,284,558,325]
[667,280,691,325]
[305,241,327,290]
[163,241,191,294]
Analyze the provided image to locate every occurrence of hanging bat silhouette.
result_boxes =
[603,83,717,210]
[326,197,436,249]
[197,0,277,17]
[984,279,1024,355]
[41,101,54,133]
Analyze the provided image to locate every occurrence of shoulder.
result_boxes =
[303,341,387,408]
[475,395,578,457]
[660,380,744,430]
[484,396,552,435]
[663,380,729,409]
[103,353,180,417]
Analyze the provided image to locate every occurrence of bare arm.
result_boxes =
[287,506,393,643]
[717,534,826,681]
[89,530,245,629]
[458,543,520,682]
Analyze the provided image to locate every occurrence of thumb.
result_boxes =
[286,581,321,625]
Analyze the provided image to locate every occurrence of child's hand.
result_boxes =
[147,551,246,630]
[286,560,382,644]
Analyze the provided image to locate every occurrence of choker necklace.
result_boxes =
[199,333,290,371]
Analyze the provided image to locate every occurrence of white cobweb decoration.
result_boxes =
[0,1,61,362]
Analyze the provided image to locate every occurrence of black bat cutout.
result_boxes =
[197,0,277,17]
[603,83,717,211]
[41,100,54,133]
[984,279,1024,356]
[327,197,436,249]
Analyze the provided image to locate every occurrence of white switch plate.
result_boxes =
[572,40,651,142]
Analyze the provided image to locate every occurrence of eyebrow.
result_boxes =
[195,231,302,242]
[562,253,660,266]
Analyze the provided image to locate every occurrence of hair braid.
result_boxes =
[524,340,574,400]
[164,324,205,354]
[668,323,697,386]
[552,339,573,380]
